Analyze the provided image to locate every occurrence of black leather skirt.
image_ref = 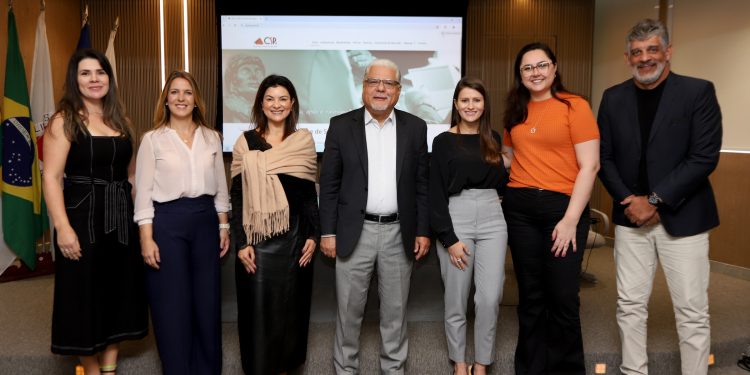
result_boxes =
[235,213,315,374]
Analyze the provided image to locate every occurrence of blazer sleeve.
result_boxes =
[319,120,343,236]
[597,89,633,202]
[301,179,321,240]
[415,120,430,237]
[654,81,722,209]
[230,173,247,251]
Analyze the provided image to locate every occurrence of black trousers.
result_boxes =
[502,187,589,375]
[146,196,222,375]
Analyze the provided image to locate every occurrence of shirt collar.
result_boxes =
[364,108,396,128]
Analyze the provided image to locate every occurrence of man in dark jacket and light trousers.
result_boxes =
[319,58,431,375]
[597,18,722,375]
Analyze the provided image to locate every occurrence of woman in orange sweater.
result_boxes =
[501,42,600,375]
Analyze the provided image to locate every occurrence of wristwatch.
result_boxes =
[647,192,662,206]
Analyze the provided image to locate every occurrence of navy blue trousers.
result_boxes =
[502,188,589,375]
[146,196,222,375]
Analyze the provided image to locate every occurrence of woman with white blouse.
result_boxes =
[134,71,230,375]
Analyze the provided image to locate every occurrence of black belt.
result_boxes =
[66,175,130,245]
[364,213,399,223]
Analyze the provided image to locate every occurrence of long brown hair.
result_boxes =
[152,70,211,130]
[251,74,299,140]
[451,77,501,166]
[56,48,132,141]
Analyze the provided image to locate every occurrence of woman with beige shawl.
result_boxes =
[230,75,319,375]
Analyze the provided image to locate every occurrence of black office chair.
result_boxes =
[581,208,610,283]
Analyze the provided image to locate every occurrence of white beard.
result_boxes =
[632,60,666,86]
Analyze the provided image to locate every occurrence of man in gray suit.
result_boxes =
[598,19,722,375]
[319,58,431,374]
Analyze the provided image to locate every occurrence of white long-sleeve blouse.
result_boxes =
[134,126,230,225]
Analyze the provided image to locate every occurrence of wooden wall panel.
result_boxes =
[0,1,79,109]
[86,0,218,139]
[163,0,183,75]
[186,0,218,130]
[466,0,596,133]
[708,152,750,268]
[88,0,161,140]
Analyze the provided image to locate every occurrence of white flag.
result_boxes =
[29,8,56,261]
[105,16,119,85]
[30,9,54,166]
[0,199,18,276]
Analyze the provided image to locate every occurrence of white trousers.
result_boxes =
[614,224,710,375]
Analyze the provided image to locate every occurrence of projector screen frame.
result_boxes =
[215,2,469,154]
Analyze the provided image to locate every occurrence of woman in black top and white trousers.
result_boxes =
[430,77,509,375]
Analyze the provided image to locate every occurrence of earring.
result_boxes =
[165,103,168,106]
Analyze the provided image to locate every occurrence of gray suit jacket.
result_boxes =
[319,107,430,258]
[598,72,722,236]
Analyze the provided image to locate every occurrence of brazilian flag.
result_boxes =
[1,9,48,270]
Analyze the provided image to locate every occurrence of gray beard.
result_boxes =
[633,62,665,86]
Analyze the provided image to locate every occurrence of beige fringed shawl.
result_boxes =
[230,129,317,244]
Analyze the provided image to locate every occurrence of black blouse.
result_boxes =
[429,130,507,248]
[230,130,321,249]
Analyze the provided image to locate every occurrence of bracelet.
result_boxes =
[219,223,230,230]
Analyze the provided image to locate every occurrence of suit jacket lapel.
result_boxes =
[624,80,641,150]
[649,73,678,144]
[395,109,407,184]
[350,107,368,180]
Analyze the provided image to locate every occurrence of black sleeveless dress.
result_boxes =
[51,131,148,355]
[231,130,320,374]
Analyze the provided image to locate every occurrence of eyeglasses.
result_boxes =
[520,61,552,75]
[363,78,401,89]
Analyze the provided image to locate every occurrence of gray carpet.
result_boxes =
[1,246,748,374]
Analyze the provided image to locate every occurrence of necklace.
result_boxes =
[180,130,195,144]
[170,124,197,144]
[528,101,550,134]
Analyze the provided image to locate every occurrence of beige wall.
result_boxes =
[671,0,750,151]
[593,0,750,151]
[591,0,657,115]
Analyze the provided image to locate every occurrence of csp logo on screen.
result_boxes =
[254,37,277,45]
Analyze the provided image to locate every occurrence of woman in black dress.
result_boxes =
[42,49,147,374]
[230,74,319,375]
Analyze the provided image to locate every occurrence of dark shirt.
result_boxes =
[635,77,667,195]
[230,130,320,249]
[429,130,507,247]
